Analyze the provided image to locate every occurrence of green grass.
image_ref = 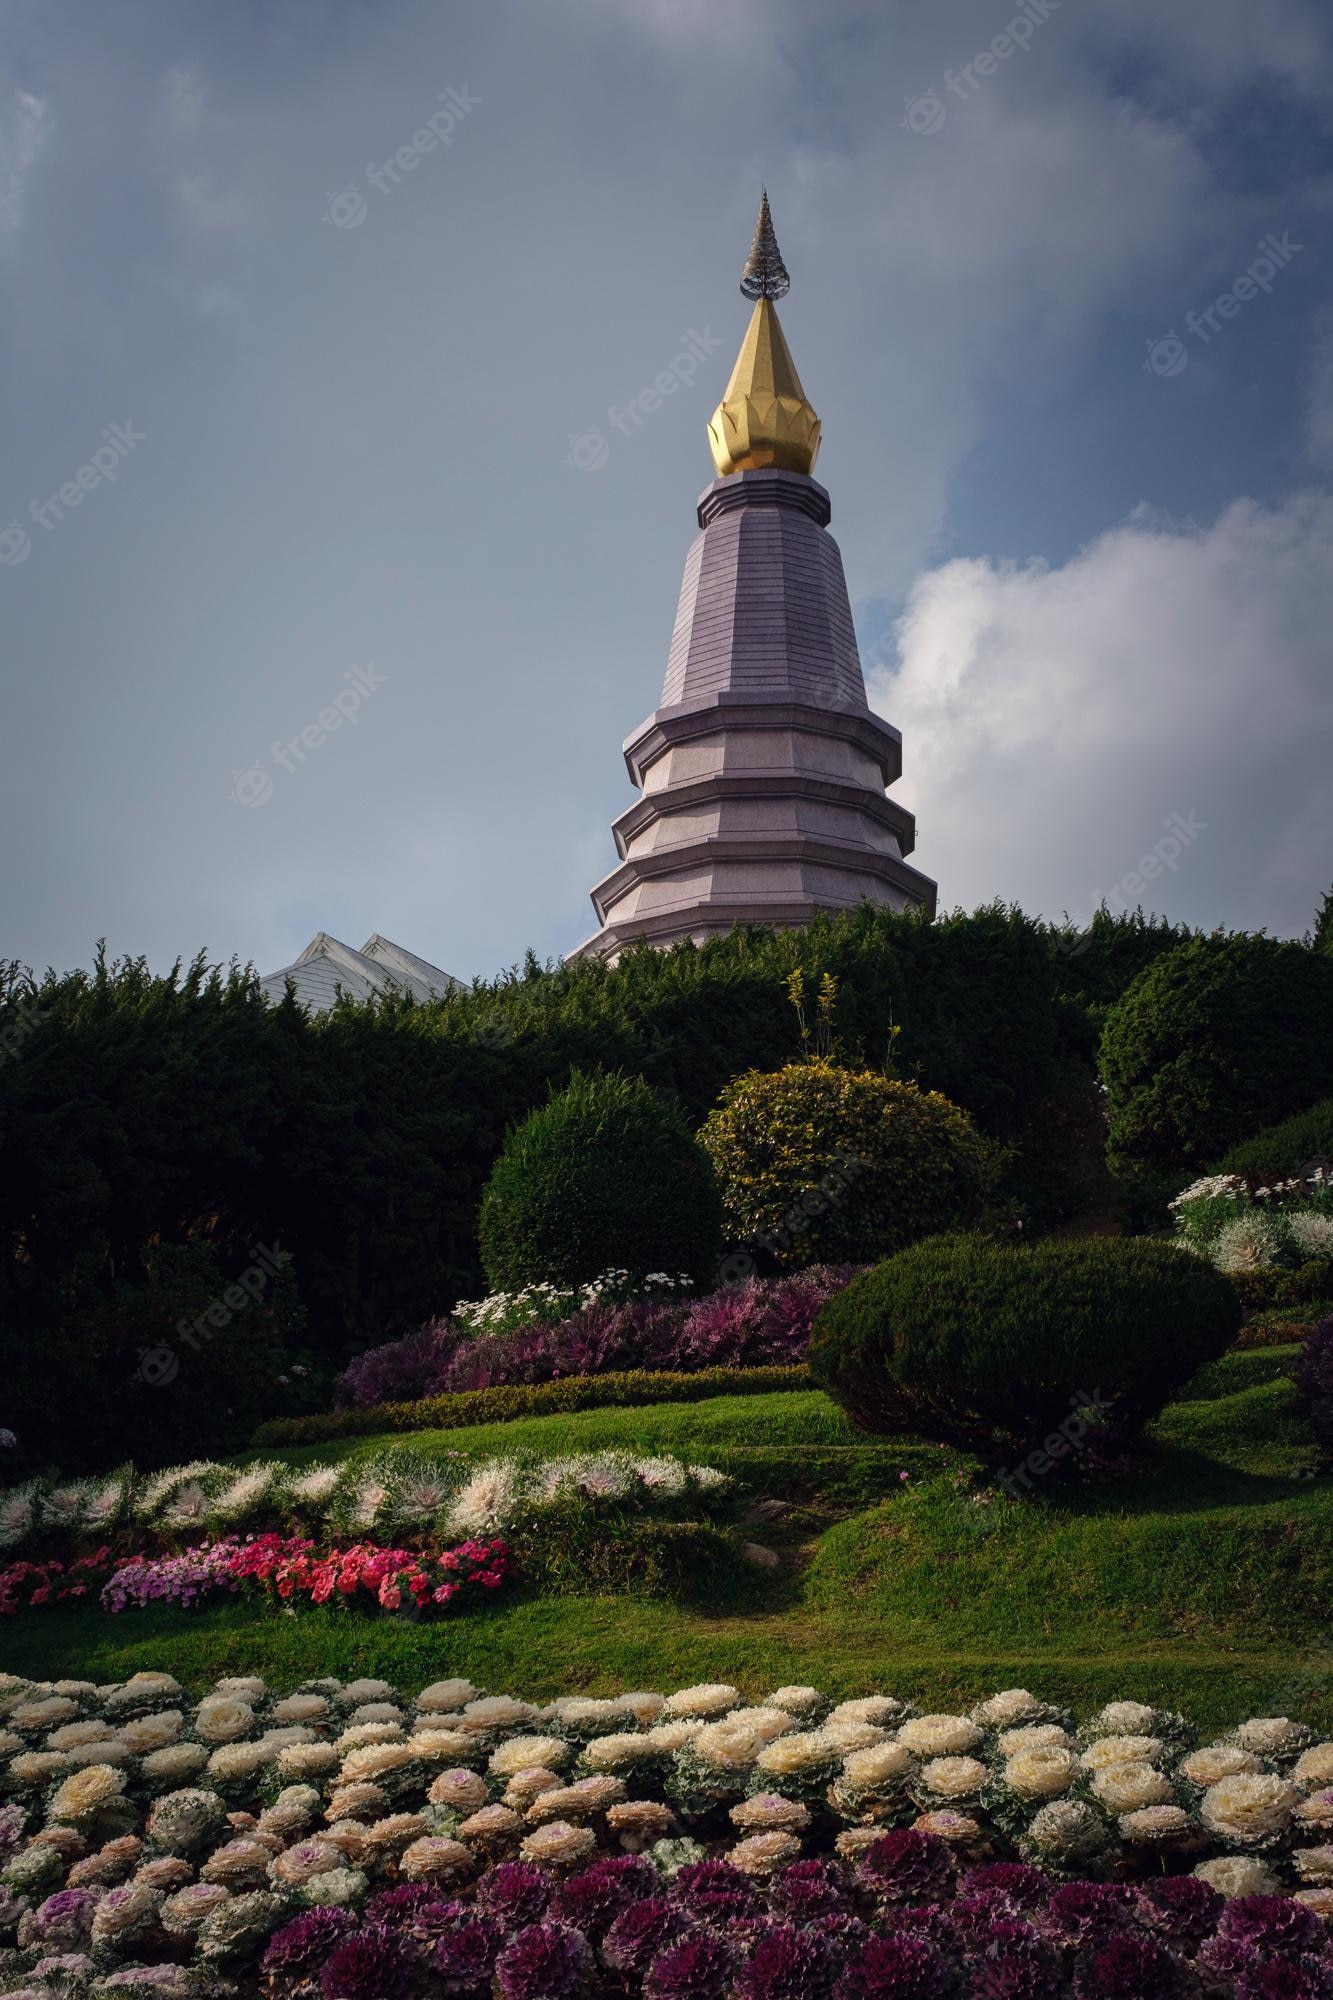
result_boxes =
[4,1351,1328,1735]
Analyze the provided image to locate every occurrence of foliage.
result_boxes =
[808,1234,1242,1464]
[254,1365,814,1448]
[1221,1097,1333,1183]
[699,1063,1000,1269]
[1293,1316,1333,1454]
[334,1268,855,1408]
[478,1072,723,1292]
[1099,935,1333,1170]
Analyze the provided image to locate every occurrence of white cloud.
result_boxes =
[0,88,50,235]
[874,491,1333,938]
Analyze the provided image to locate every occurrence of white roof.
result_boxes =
[258,932,462,1013]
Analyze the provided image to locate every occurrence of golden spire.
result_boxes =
[708,192,821,479]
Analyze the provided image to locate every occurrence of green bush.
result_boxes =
[251,1363,812,1447]
[511,1506,757,1606]
[808,1233,1241,1467]
[699,1062,999,1268]
[477,1071,722,1291]
[1220,1097,1333,1182]
[1100,936,1333,1171]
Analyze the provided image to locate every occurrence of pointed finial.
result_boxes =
[739,189,790,300]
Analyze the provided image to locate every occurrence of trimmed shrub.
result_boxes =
[1220,1095,1333,1184]
[807,1233,1242,1466]
[252,1363,812,1447]
[1294,1316,1333,1453]
[1100,936,1333,1171]
[478,1072,722,1291]
[699,1062,999,1269]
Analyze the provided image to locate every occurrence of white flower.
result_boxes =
[1179,1745,1261,1787]
[646,1719,706,1753]
[119,1710,183,1754]
[0,1482,38,1548]
[143,1743,210,1786]
[1293,1743,1333,1791]
[998,1725,1073,1758]
[582,1732,661,1773]
[519,1819,596,1868]
[1091,1763,1174,1812]
[288,1465,342,1506]
[840,1742,915,1791]
[828,1697,909,1729]
[1120,1805,1193,1843]
[1234,1716,1312,1758]
[1087,1702,1159,1736]
[270,1694,331,1725]
[49,1763,127,1822]
[1293,1843,1333,1885]
[691,1719,770,1772]
[194,1697,255,1744]
[919,1755,987,1799]
[755,1730,841,1778]
[415,1679,477,1714]
[1005,1748,1078,1800]
[972,1688,1046,1727]
[1201,1772,1300,1844]
[1081,1735,1163,1771]
[819,1718,887,1753]
[1211,1213,1282,1273]
[279,1744,340,1781]
[897,1715,983,1758]
[1289,1210,1333,1258]
[210,1463,278,1521]
[729,1830,802,1875]
[446,1462,522,1538]
[1194,1855,1282,1897]
[1169,1174,1249,1210]
[459,1696,537,1732]
[662,1684,740,1720]
[46,1720,111,1750]
[489,1736,570,1776]
[340,1678,395,1704]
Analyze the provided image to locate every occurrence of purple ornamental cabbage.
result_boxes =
[1072,1933,1188,1999]
[1233,1957,1333,2000]
[1135,1875,1223,1945]
[1215,1895,1323,1959]
[319,1928,415,2000]
[833,1932,957,2000]
[433,1917,505,1996]
[552,1853,657,1938]
[475,1861,554,1932]
[1044,1881,1136,1947]
[644,1929,738,2000]
[493,1921,595,2000]
[965,1918,1064,2000]
[768,1857,850,1920]
[262,1904,360,1986]
[732,1919,840,2000]
[601,1897,693,1977]
[958,1862,1052,1912]
[856,1830,957,1905]
[25,1888,101,1952]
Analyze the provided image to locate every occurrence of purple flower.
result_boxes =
[553,1853,657,1939]
[0,1806,27,1859]
[263,1904,360,1985]
[1216,1896,1323,1959]
[365,1887,469,1954]
[494,1921,594,2000]
[958,1863,1052,1913]
[834,1933,957,2000]
[1233,1955,1333,2000]
[670,1858,756,1906]
[475,1861,553,1932]
[602,1897,693,1977]
[645,1929,738,2000]
[768,1857,850,1920]
[1135,1875,1223,1945]
[26,1888,100,1951]
[1044,1881,1136,1948]
[966,1919,1063,2000]
[856,1830,956,1906]
[433,1917,505,1996]
[733,1919,840,2000]
[319,1927,415,2000]
[1072,1933,1188,1999]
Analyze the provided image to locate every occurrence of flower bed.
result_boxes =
[335,1267,857,1409]
[0,1674,1328,1997]
[0,1452,735,1563]
[2,1536,509,1622]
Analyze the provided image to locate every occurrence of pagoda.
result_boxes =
[573,194,936,961]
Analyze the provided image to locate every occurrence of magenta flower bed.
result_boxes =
[336,1267,858,1409]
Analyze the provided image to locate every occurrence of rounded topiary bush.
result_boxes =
[808,1233,1242,1467]
[1100,935,1333,1171]
[478,1070,722,1292]
[698,1062,999,1269]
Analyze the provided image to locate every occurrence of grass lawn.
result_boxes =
[4,1345,1327,1735]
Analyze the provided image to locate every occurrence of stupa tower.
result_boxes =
[573,194,936,961]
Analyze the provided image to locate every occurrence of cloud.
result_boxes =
[0,88,50,236]
[873,491,1333,938]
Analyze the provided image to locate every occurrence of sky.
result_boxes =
[2,0,1331,984]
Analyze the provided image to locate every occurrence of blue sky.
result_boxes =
[2,0,1331,982]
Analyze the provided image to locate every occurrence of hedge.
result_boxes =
[251,1363,814,1447]
[1220,1095,1333,1182]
